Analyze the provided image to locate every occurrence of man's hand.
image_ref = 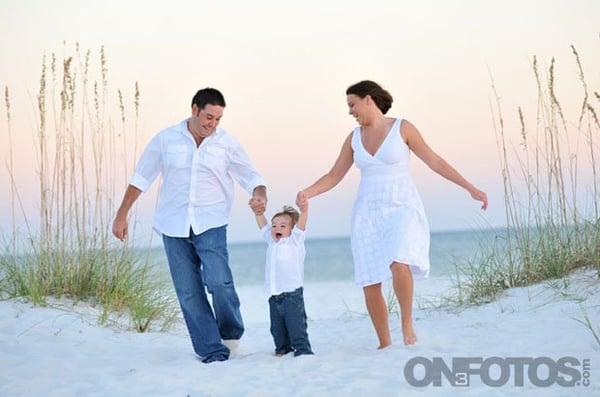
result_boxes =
[250,185,267,215]
[112,185,142,242]
[112,212,129,241]
[249,196,266,216]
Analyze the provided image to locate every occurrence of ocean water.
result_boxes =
[144,228,504,287]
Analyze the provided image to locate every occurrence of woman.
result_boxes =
[296,80,488,347]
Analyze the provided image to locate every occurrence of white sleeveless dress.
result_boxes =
[350,118,430,286]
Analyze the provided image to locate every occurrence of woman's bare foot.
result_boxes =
[402,321,417,345]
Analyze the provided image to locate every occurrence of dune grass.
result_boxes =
[0,44,178,332]
[450,45,600,306]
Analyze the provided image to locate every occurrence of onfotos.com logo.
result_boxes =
[404,356,591,387]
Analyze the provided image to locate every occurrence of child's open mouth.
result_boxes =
[275,233,283,239]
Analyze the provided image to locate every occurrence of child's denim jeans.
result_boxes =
[268,287,313,356]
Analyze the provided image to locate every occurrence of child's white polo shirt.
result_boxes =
[261,225,306,296]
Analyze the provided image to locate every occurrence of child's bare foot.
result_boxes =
[402,321,417,345]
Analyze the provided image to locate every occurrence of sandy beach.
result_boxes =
[1,1,598,396]
[2,272,598,396]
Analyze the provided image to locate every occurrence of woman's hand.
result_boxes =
[469,187,488,210]
[298,195,309,213]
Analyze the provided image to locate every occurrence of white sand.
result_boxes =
[1,272,599,396]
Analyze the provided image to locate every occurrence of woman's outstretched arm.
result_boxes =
[297,133,354,206]
[402,120,488,210]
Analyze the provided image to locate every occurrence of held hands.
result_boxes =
[296,190,308,210]
[469,187,488,210]
[295,191,309,231]
[249,196,267,216]
[297,194,308,213]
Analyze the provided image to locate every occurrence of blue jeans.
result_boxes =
[268,287,313,356]
[162,226,244,363]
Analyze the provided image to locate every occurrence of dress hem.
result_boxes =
[354,260,430,287]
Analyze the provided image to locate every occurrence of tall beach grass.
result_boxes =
[0,44,177,332]
[451,45,600,305]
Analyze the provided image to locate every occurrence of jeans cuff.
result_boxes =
[201,354,229,364]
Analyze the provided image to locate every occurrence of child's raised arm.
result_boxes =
[255,213,267,229]
[297,200,308,231]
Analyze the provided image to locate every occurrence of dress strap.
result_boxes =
[350,126,361,152]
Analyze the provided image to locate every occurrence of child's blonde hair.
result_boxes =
[271,206,300,226]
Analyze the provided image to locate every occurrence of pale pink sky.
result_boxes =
[1,0,599,242]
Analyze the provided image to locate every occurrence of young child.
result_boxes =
[250,201,314,357]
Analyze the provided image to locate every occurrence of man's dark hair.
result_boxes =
[191,88,226,109]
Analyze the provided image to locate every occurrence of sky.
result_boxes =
[1,0,599,243]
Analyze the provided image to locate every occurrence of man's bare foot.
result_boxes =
[377,343,392,350]
[402,322,417,345]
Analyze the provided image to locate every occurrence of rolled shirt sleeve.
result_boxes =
[129,134,162,192]
[229,140,266,195]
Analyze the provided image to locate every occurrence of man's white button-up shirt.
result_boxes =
[130,119,265,237]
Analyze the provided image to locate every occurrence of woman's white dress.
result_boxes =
[350,118,430,286]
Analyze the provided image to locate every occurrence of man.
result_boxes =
[112,88,267,363]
